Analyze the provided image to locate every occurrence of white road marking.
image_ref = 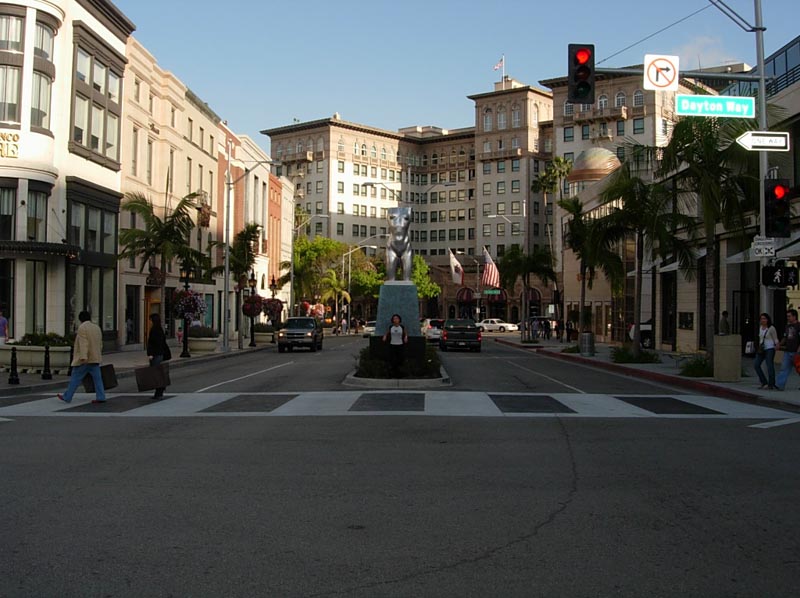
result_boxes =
[749,417,800,429]
[0,417,12,422]
[195,361,294,392]
[505,360,586,393]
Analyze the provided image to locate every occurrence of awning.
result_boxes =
[659,248,707,273]
[0,240,81,259]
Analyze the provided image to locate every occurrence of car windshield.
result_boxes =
[430,320,444,328]
[289,319,315,329]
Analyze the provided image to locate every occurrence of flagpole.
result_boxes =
[501,54,505,89]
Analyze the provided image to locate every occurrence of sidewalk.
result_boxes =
[0,342,274,396]
[495,337,800,411]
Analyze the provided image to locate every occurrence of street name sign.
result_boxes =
[751,236,776,258]
[644,54,679,91]
[736,131,790,152]
[483,289,501,295]
[675,95,755,118]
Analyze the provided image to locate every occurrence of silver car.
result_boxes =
[421,318,445,342]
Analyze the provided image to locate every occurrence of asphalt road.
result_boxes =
[2,335,799,597]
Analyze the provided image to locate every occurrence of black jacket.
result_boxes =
[147,325,167,358]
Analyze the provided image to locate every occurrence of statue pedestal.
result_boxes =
[369,281,425,366]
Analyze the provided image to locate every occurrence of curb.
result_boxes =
[342,365,452,389]
[494,338,800,412]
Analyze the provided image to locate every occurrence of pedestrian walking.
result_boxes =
[0,308,8,344]
[719,310,731,335]
[146,313,171,399]
[382,313,408,377]
[58,311,105,404]
[776,309,800,390]
[341,317,348,335]
[532,319,540,339]
[754,312,779,390]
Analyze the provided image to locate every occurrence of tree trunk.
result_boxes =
[236,290,244,350]
[706,232,716,362]
[579,262,587,332]
[632,232,644,358]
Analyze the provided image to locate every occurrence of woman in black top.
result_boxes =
[146,313,171,399]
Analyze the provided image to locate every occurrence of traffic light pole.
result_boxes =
[754,0,771,320]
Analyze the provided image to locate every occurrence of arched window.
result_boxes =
[598,95,608,109]
[353,141,359,154]
[615,92,626,107]
[371,145,377,158]
[422,154,428,166]
[450,149,457,164]
[317,138,324,151]
[459,149,466,159]
[511,104,521,127]
[531,104,539,125]
[261,274,266,290]
[360,144,367,156]
[431,153,438,165]
[633,89,644,107]
[483,108,493,132]
[275,143,283,158]
[497,106,507,129]
[337,138,345,152]
[563,101,574,116]
[296,140,303,153]
[381,147,386,160]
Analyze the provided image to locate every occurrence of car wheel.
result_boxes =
[278,345,285,353]
[310,341,317,352]
[642,335,653,349]
[478,326,484,332]
[499,326,505,332]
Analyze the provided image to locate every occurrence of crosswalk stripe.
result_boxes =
[0,391,794,420]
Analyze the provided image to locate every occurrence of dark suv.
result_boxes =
[277,317,323,352]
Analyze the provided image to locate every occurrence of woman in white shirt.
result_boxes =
[754,312,779,389]
[382,313,408,377]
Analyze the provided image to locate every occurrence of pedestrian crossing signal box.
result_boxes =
[762,265,799,288]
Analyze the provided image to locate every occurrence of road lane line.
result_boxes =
[195,361,294,392]
[749,417,800,429]
[506,361,586,394]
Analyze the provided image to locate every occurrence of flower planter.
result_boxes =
[254,332,274,344]
[187,336,219,353]
[0,345,72,369]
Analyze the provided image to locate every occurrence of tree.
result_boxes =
[558,196,625,334]
[410,255,441,300]
[654,116,755,356]
[499,245,556,341]
[599,161,696,356]
[319,268,351,324]
[118,191,200,319]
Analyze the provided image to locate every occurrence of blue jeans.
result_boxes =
[753,348,776,387]
[776,350,796,390]
[62,363,105,402]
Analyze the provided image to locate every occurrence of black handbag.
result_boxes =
[163,342,172,362]
[83,364,118,392]
[135,363,171,392]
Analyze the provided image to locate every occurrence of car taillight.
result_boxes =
[442,330,447,340]
[477,332,482,342]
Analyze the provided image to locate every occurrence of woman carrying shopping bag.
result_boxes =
[146,313,171,399]
[754,312,779,390]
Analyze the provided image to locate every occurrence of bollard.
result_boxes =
[41,344,53,380]
[8,346,19,384]
[67,345,74,376]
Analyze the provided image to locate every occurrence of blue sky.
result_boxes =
[113,0,797,154]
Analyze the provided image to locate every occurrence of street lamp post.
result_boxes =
[342,236,385,330]
[179,263,194,358]
[248,270,257,347]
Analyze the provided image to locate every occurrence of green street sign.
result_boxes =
[675,95,755,118]
[483,289,501,295]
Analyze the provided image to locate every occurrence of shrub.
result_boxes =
[611,345,661,364]
[562,344,580,354]
[187,325,218,338]
[241,294,264,318]
[680,356,713,377]
[253,323,275,333]
[14,332,73,347]
[355,345,442,379]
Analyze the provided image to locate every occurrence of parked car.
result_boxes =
[421,318,445,342]
[628,320,654,348]
[476,319,518,333]
[439,319,482,352]
[362,321,376,337]
[277,317,324,352]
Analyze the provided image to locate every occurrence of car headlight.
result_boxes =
[306,332,312,337]
[278,332,285,338]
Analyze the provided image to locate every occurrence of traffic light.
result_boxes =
[764,178,791,238]
[567,44,595,104]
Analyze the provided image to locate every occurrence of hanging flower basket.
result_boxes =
[262,298,284,322]
[242,294,264,318]
[172,289,207,320]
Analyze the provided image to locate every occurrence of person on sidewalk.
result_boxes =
[754,312,779,390]
[382,313,408,378]
[719,310,731,335]
[146,313,171,399]
[775,309,800,390]
[58,311,105,404]
[0,308,8,344]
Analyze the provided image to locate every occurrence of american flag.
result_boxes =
[449,249,464,285]
[493,56,504,71]
[481,246,500,288]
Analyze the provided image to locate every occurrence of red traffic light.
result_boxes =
[773,184,788,200]
[575,47,592,65]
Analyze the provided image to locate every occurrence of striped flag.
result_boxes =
[481,246,500,288]
[493,56,504,71]
[449,249,464,285]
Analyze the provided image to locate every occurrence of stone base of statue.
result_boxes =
[369,281,425,366]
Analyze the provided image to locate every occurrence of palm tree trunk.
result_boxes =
[579,262,587,332]
[237,290,244,349]
[706,232,716,361]
[632,232,644,358]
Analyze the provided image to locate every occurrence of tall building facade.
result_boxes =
[0,0,133,347]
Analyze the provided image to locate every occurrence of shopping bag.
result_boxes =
[134,363,171,392]
[83,364,118,392]
[793,353,800,375]
[744,341,756,355]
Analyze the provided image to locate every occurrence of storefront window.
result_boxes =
[102,212,115,253]
[25,260,45,334]
[102,268,114,331]
[67,264,84,332]
[0,188,14,240]
[69,203,84,247]
[86,207,100,252]
[87,266,100,325]
[26,191,46,241]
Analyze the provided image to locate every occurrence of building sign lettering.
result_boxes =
[0,132,20,158]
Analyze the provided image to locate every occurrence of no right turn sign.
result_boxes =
[644,54,679,91]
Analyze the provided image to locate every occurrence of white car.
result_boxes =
[477,319,518,333]
[362,321,376,337]
[420,318,445,342]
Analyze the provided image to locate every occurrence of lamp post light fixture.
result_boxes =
[341,236,385,326]
[269,275,278,299]
[179,263,195,358]
[248,270,257,348]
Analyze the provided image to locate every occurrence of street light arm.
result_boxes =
[227,159,282,188]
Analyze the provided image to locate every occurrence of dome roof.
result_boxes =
[568,148,621,183]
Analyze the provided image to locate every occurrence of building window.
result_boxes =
[497,181,506,194]
[582,124,590,140]
[497,108,507,129]
[146,139,153,184]
[482,183,491,196]
[616,146,625,160]
[30,72,51,129]
[34,22,54,60]
[598,95,608,109]
[563,127,574,142]
[633,90,644,106]
[482,223,491,236]
[511,105,521,127]
[511,159,520,172]
[563,152,574,163]
[633,118,644,134]
[336,222,344,235]
[496,223,505,236]
[564,101,574,116]
[0,65,20,123]
[615,92,626,107]
[511,180,520,193]
[497,161,505,173]
[25,260,46,334]
[0,187,14,240]
[617,120,625,136]
[26,190,47,242]
[483,108,492,131]
[0,15,23,52]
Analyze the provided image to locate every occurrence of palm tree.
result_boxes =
[599,161,696,356]
[499,245,556,341]
[118,191,200,317]
[655,116,754,356]
[319,268,350,325]
[210,222,261,348]
[558,196,625,335]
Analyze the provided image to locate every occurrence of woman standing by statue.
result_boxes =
[382,313,408,377]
